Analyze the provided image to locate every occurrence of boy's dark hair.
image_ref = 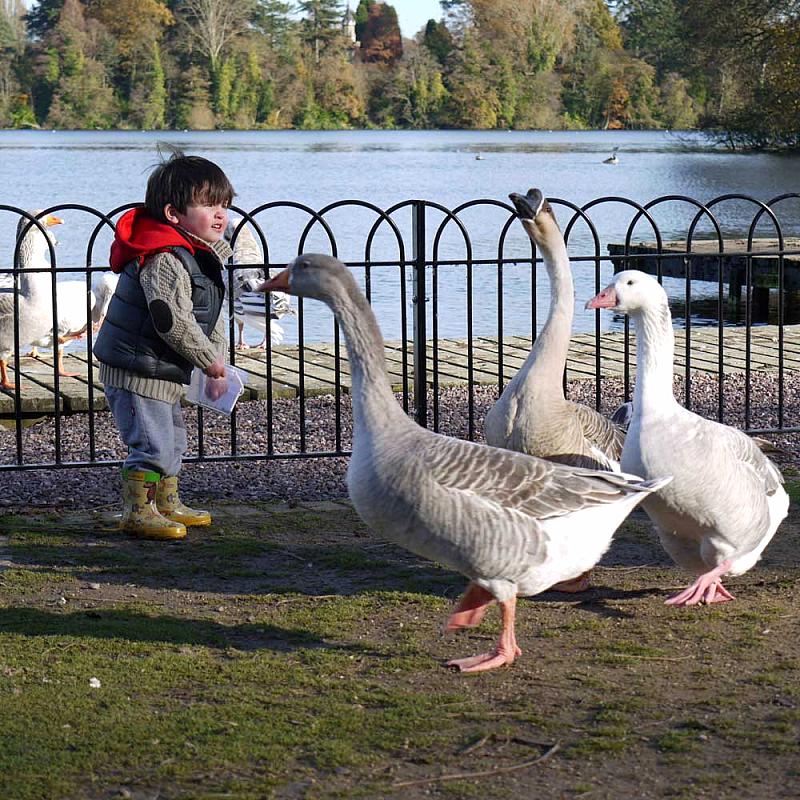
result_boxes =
[145,145,235,223]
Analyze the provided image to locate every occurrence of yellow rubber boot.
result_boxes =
[156,475,212,527]
[121,469,187,540]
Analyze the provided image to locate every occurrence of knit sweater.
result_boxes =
[99,232,233,403]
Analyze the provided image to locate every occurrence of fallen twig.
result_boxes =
[390,741,560,788]
[459,734,491,755]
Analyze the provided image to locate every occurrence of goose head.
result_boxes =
[585,269,668,316]
[508,188,561,247]
[259,253,353,303]
[16,211,63,269]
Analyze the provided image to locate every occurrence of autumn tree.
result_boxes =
[84,0,172,129]
[359,2,401,64]
[41,0,118,128]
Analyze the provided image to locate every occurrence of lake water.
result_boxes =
[1,129,799,345]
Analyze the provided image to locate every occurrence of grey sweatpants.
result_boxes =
[104,386,187,476]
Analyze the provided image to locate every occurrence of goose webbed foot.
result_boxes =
[547,569,592,593]
[446,596,522,673]
[665,560,734,606]
[444,582,494,631]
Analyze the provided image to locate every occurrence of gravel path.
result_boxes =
[1,372,798,512]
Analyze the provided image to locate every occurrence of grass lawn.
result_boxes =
[1,498,799,800]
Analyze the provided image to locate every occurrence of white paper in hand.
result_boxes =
[186,366,245,415]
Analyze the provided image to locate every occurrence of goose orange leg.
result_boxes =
[0,359,15,390]
[444,582,494,631]
[447,594,522,673]
[56,346,80,378]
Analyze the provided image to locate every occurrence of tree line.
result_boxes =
[1,0,798,149]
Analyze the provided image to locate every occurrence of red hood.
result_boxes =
[109,208,206,273]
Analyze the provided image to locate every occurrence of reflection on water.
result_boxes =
[1,129,799,344]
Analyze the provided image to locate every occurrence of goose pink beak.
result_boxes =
[586,286,617,310]
[258,267,291,293]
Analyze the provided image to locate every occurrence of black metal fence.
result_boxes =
[0,193,798,472]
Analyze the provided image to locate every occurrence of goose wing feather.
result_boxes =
[632,410,777,553]
[419,431,646,519]
[571,401,626,461]
[0,288,15,316]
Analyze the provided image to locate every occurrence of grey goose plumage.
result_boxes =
[261,254,670,673]
[485,189,625,472]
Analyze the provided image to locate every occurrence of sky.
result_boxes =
[389,0,445,39]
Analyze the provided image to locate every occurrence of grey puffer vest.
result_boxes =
[94,247,225,385]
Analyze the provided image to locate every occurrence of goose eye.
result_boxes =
[626,280,634,285]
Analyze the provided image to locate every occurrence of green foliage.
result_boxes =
[3,0,796,146]
[422,19,453,63]
[354,0,374,41]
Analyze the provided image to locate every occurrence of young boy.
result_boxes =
[95,149,234,540]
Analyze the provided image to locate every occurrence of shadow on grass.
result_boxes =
[3,533,463,599]
[0,607,379,655]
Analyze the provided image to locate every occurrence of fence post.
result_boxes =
[412,201,428,428]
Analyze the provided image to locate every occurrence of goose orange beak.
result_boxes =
[45,215,64,226]
[586,286,617,310]
[258,267,291,293]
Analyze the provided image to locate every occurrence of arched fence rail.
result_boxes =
[0,193,798,472]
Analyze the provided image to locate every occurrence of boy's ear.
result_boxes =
[163,204,180,224]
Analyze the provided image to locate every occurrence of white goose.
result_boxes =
[0,212,64,390]
[587,270,788,605]
[90,271,119,331]
[262,254,670,673]
[485,189,627,591]
[27,280,97,377]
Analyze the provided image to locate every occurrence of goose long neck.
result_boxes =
[525,234,573,386]
[328,283,407,431]
[17,235,50,296]
[632,300,678,414]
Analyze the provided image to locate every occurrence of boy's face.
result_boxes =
[165,202,229,243]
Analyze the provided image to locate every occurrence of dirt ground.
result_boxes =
[1,500,799,800]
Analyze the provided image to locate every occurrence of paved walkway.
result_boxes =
[2,324,798,415]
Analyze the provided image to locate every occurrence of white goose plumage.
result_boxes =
[587,270,788,605]
[0,212,64,390]
[262,254,670,673]
[485,189,627,591]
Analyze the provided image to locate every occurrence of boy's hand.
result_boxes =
[204,356,226,379]
[205,376,229,402]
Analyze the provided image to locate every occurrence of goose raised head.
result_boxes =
[485,188,627,591]
[587,270,788,605]
[261,254,669,673]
